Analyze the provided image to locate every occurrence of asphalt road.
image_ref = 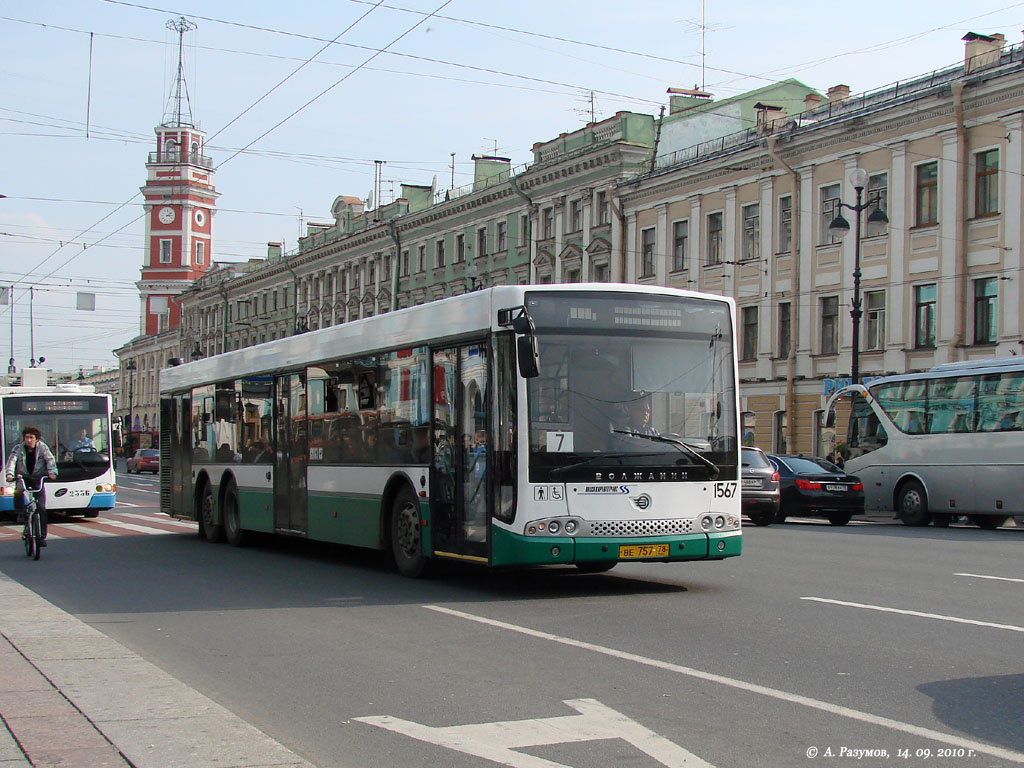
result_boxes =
[1,474,1021,768]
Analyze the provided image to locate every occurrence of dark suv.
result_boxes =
[740,447,780,526]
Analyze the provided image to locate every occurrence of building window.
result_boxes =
[671,220,688,272]
[778,302,791,358]
[973,277,998,344]
[368,260,375,284]
[742,203,760,261]
[820,295,839,354]
[436,240,445,268]
[592,263,609,282]
[564,268,580,283]
[570,199,582,232]
[772,410,788,454]
[865,290,886,351]
[820,184,841,244]
[975,149,999,217]
[597,191,609,225]
[741,306,758,361]
[520,214,529,245]
[915,161,939,226]
[542,208,554,239]
[418,245,426,272]
[195,241,205,265]
[159,239,172,264]
[640,227,656,277]
[455,233,465,263]
[706,212,723,265]
[477,227,488,258]
[401,249,409,276]
[778,195,792,253]
[496,221,507,251]
[866,173,889,237]
[914,283,937,348]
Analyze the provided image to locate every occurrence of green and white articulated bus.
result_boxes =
[159,284,742,577]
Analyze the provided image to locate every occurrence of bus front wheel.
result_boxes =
[896,480,930,526]
[391,487,430,578]
[199,483,225,543]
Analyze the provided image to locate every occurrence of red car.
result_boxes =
[126,449,160,474]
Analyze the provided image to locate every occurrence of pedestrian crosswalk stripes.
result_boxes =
[0,508,197,541]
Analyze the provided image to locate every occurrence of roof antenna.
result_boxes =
[164,17,197,127]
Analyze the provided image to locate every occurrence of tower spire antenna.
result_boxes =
[164,16,197,127]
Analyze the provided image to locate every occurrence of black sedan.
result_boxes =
[741,446,780,526]
[766,454,864,526]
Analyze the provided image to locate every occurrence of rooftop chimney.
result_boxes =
[803,92,822,112]
[267,242,282,262]
[963,32,1005,74]
[826,84,851,105]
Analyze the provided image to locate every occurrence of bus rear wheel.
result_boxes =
[391,487,430,578]
[896,480,930,526]
[199,483,225,543]
[971,515,1008,530]
[223,481,249,547]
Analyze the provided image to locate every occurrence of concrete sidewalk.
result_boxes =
[0,572,316,768]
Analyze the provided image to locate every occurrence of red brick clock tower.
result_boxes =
[136,17,218,336]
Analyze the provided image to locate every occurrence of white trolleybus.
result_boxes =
[159,285,742,576]
[1,367,117,518]
[825,357,1024,529]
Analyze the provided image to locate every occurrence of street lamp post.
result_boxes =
[828,168,889,384]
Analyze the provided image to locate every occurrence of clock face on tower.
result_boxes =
[158,206,176,225]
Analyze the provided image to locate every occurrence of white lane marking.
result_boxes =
[425,605,1024,764]
[74,520,178,535]
[955,572,1024,584]
[61,526,118,537]
[115,502,140,507]
[113,512,196,529]
[118,487,160,494]
[356,697,713,768]
[801,597,1024,633]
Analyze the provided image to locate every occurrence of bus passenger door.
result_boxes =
[274,373,308,534]
[431,344,489,562]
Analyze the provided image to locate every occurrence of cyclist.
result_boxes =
[5,426,58,546]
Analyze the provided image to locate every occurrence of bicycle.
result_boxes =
[16,476,45,561]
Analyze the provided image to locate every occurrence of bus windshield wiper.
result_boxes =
[549,452,664,478]
[612,430,720,478]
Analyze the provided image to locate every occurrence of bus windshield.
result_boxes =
[525,291,737,479]
[2,396,111,480]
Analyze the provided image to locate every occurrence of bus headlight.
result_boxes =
[714,515,725,529]
[564,520,578,534]
[548,520,560,534]
[700,515,713,531]
[96,483,114,493]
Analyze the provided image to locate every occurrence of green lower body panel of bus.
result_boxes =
[490,527,741,567]
[306,494,380,548]
[237,489,275,533]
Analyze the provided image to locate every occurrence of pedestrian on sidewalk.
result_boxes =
[5,426,58,544]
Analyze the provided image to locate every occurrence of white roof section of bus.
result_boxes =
[859,356,1024,392]
[160,283,734,395]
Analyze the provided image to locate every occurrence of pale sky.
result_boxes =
[3,0,1023,372]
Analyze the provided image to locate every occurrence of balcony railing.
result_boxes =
[148,151,213,169]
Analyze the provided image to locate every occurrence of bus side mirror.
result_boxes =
[517,336,540,379]
[825,409,836,429]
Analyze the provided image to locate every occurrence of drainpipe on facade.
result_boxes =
[388,220,401,312]
[647,106,666,174]
[950,81,968,360]
[216,279,229,351]
[509,175,536,281]
[766,135,799,453]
